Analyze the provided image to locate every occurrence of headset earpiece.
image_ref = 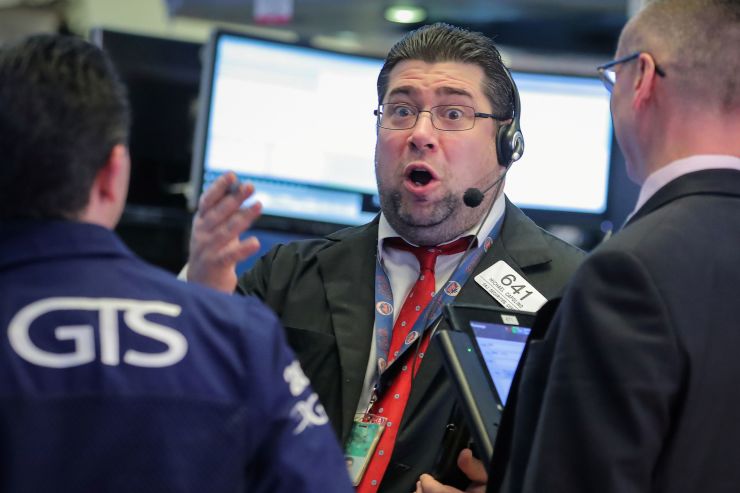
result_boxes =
[495,67,524,167]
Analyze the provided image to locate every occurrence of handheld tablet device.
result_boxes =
[434,303,536,464]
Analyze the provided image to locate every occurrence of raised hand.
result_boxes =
[187,172,263,293]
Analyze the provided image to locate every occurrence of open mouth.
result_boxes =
[403,163,439,194]
[409,169,433,186]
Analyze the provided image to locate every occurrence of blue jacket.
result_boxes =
[0,220,353,493]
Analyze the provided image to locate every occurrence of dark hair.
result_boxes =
[0,34,130,220]
[377,23,514,117]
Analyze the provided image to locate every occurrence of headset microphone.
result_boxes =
[463,167,510,208]
[462,188,485,208]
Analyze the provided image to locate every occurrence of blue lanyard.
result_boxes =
[371,218,503,375]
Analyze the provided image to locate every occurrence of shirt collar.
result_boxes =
[377,191,507,260]
[628,155,740,221]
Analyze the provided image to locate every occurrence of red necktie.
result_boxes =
[357,236,472,492]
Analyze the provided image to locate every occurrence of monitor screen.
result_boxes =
[192,31,382,230]
[192,30,613,232]
[508,72,613,215]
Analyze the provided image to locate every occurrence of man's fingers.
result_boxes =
[229,236,261,264]
[415,451,487,493]
[191,199,261,252]
[198,171,238,211]
[195,234,261,269]
[415,473,465,493]
[186,235,260,291]
[198,201,262,250]
[197,178,256,233]
[198,182,255,232]
[457,449,488,485]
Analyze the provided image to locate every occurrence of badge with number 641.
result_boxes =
[474,261,547,313]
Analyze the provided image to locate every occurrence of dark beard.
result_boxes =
[380,189,473,245]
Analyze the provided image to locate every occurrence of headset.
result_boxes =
[495,67,524,167]
[462,67,524,208]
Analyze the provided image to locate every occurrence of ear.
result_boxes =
[632,53,660,110]
[94,144,130,205]
[83,144,130,228]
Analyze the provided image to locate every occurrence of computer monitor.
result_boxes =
[191,30,382,234]
[192,29,615,235]
[508,72,612,215]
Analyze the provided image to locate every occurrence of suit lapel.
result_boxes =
[316,220,379,440]
[627,169,740,226]
[405,200,555,418]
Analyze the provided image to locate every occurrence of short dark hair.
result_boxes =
[0,34,130,220]
[377,23,514,117]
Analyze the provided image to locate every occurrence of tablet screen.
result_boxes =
[469,321,531,405]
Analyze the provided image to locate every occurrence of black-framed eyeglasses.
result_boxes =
[596,51,666,93]
[374,103,508,131]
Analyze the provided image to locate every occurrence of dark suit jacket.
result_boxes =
[490,169,740,493]
[239,199,583,493]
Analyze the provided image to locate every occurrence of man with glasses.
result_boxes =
[419,1,740,492]
[186,22,583,493]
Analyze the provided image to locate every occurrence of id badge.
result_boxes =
[344,414,387,486]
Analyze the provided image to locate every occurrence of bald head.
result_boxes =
[621,0,740,113]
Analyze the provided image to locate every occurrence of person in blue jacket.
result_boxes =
[0,34,353,493]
